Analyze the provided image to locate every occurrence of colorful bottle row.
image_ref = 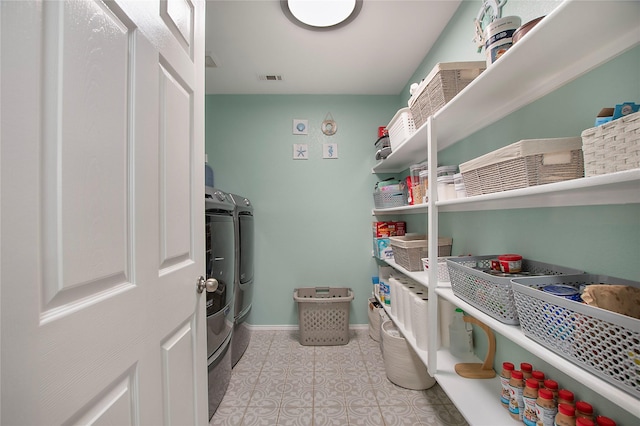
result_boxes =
[500,361,616,426]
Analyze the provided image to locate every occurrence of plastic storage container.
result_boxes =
[293,287,354,346]
[446,256,583,324]
[387,107,416,151]
[511,274,640,397]
[437,175,456,201]
[448,308,473,357]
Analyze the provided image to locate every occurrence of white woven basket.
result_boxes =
[381,321,436,390]
[581,111,640,176]
[459,137,584,197]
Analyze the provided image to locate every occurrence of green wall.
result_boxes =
[205,2,639,422]
[205,95,400,326]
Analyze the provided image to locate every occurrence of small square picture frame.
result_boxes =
[293,119,308,135]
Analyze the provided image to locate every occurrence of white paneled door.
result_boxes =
[1,1,207,424]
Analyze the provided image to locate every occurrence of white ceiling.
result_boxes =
[204,0,462,95]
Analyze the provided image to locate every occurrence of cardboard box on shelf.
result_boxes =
[373,238,393,260]
[373,221,406,238]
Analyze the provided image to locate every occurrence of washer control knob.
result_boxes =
[214,191,226,201]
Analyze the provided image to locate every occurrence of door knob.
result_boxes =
[196,276,219,293]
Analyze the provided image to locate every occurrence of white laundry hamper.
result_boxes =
[381,321,436,390]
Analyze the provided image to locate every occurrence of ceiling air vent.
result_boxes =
[258,75,283,81]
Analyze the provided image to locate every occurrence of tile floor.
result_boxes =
[210,328,468,426]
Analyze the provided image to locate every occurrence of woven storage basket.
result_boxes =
[387,107,416,151]
[368,297,383,342]
[459,137,584,197]
[294,287,354,346]
[408,62,485,129]
[389,235,453,272]
[381,321,436,390]
[446,256,583,325]
[511,275,640,397]
[581,111,640,176]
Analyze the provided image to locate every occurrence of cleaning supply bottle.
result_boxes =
[449,308,473,357]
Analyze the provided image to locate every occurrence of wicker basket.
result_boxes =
[581,111,640,176]
[408,62,485,129]
[389,235,453,272]
[446,256,583,325]
[293,287,354,346]
[459,137,584,197]
[387,108,416,151]
[511,274,640,397]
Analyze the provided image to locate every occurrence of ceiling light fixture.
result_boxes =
[281,0,363,31]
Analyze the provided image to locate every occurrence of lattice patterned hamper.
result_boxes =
[408,62,486,129]
[459,137,584,197]
[511,275,640,398]
[389,235,453,272]
[446,256,583,325]
[581,111,640,176]
[294,287,354,346]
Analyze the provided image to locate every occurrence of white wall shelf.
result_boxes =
[372,203,427,216]
[370,0,640,421]
[382,258,430,286]
[375,292,512,425]
[437,169,640,212]
[436,287,640,418]
[372,1,640,173]
[372,122,428,174]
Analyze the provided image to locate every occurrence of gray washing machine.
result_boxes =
[205,188,235,419]
[228,193,254,367]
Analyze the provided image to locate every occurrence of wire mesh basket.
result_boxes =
[293,287,354,346]
[511,274,640,397]
[446,256,583,325]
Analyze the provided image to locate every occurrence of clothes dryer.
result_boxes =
[229,193,254,367]
[205,189,235,418]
